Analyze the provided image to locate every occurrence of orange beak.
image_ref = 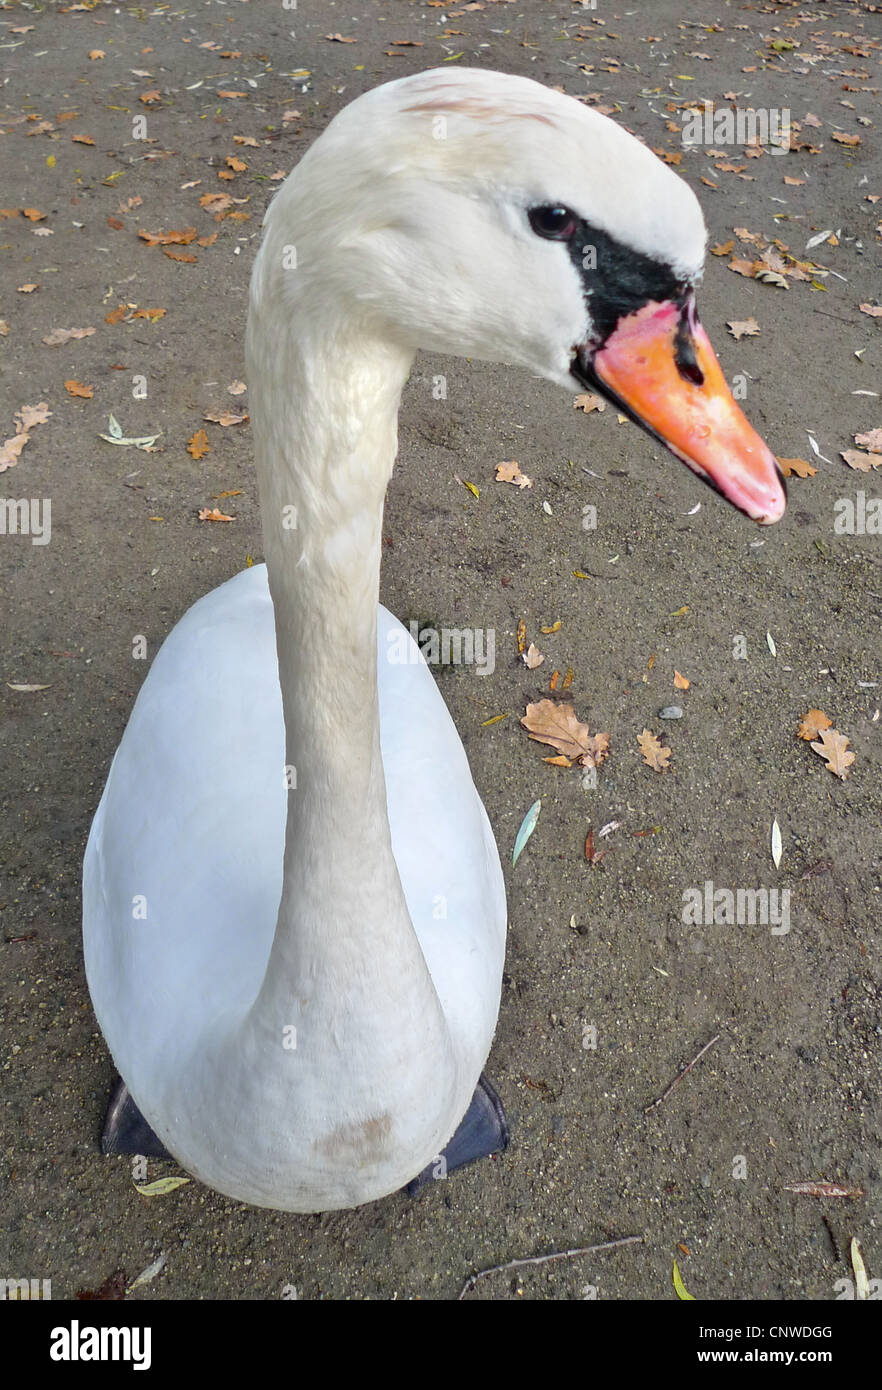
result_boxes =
[575,299,786,525]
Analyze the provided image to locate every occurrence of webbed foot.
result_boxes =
[100,1077,172,1159]
[405,1073,509,1195]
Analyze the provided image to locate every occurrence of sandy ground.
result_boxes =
[1,0,880,1302]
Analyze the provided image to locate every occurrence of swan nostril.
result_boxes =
[674,302,704,386]
[677,358,704,386]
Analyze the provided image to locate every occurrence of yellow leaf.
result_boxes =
[673,1260,695,1300]
[133,1176,191,1197]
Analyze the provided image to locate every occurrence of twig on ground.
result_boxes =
[458,1234,644,1299]
[644,1021,733,1114]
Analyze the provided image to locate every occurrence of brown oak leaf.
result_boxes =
[778,457,817,478]
[64,380,94,398]
[841,449,881,472]
[203,409,248,427]
[797,709,832,741]
[854,429,882,454]
[573,393,606,414]
[810,727,855,780]
[495,459,533,488]
[638,728,671,772]
[727,317,760,340]
[521,699,609,768]
[187,429,210,460]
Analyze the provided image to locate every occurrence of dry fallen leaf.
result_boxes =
[798,709,832,741]
[810,727,855,780]
[710,240,734,256]
[203,409,248,427]
[64,380,94,399]
[755,269,789,290]
[495,459,533,489]
[18,403,51,430]
[0,401,51,473]
[516,619,526,655]
[831,132,861,146]
[522,642,544,670]
[637,728,671,772]
[841,449,881,472]
[17,283,39,294]
[573,392,606,414]
[778,457,817,479]
[43,326,96,346]
[187,429,210,460]
[859,303,882,318]
[728,257,758,279]
[163,248,197,263]
[854,429,882,453]
[727,317,760,340]
[228,380,247,395]
[521,699,609,768]
[783,1181,864,1198]
[198,507,235,522]
[673,670,690,691]
[138,226,198,246]
[199,192,235,214]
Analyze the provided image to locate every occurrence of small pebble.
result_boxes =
[658,705,683,719]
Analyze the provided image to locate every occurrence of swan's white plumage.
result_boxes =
[84,67,709,1211]
[84,565,505,1208]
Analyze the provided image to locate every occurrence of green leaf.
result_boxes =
[513,799,541,866]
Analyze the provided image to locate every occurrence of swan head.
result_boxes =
[260,68,785,524]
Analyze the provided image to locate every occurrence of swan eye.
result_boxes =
[528,205,578,241]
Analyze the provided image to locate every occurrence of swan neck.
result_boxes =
[244,293,453,1078]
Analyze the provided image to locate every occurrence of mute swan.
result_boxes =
[83,68,786,1213]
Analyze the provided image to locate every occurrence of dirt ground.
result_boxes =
[1,0,880,1303]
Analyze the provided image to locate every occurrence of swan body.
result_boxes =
[85,566,503,1208]
[84,68,784,1212]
